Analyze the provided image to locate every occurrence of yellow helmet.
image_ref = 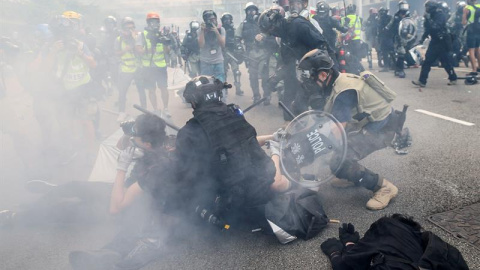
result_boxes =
[62,11,82,19]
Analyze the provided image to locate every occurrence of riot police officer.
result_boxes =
[236,2,277,104]
[176,75,289,228]
[296,49,401,210]
[412,1,457,87]
[377,7,394,72]
[221,13,244,96]
[312,1,349,51]
[386,1,410,78]
[181,21,201,78]
[258,6,334,120]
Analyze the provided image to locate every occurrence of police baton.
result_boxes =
[225,51,241,64]
[133,104,180,131]
[243,97,266,113]
[278,101,296,119]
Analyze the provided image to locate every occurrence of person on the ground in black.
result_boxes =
[364,8,379,69]
[295,49,400,210]
[377,7,394,72]
[321,214,469,270]
[386,1,410,78]
[69,114,178,270]
[175,75,290,228]
[312,1,349,52]
[236,2,278,105]
[258,5,335,121]
[412,1,458,87]
[181,21,201,78]
[221,12,244,97]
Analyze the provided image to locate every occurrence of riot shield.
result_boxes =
[398,18,417,43]
[280,110,347,188]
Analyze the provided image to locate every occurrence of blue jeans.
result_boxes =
[200,61,227,102]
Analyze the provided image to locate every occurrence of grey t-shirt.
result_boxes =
[197,27,225,64]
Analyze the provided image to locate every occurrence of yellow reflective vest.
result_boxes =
[117,37,138,73]
[342,14,362,40]
[141,30,167,68]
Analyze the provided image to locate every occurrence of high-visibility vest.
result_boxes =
[141,30,167,68]
[117,37,138,73]
[466,4,480,24]
[342,14,362,40]
[56,52,91,90]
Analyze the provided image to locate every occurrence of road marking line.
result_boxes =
[415,109,475,126]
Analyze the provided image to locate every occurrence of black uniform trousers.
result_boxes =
[419,39,457,84]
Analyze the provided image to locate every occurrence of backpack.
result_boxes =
[265,188,329,244]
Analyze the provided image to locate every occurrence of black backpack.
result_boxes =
[265,188,329,242]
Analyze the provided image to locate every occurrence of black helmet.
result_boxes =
[457,1,467,13]
[398,1,409,11]
[379,7,389,15]
[424,0,438,13]
[258,8,286,37]
[221,12,234,26]
[202,10,217,24]
[439,1,450,13]
[346,4,357,14]
[316,1,330,16]
[121,17,135,29]
[190,20,200,31]
[183,76,225,106]
[465,76,478,85]
[245,2,259,13]
[298,49,334,77]
[104,16,117,27]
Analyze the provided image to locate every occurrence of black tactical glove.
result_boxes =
[321,238,343,259]
[339,223,360,245]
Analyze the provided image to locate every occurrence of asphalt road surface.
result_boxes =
[1,61,479,270]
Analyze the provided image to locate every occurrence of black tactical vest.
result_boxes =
[224,26,236,51]
[192,103,275,210]
[241,20,260,51]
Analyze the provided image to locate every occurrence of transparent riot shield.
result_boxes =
[398,18,417,43]
[280,110,347,188]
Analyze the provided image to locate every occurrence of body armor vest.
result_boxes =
[224,26,236,51]
[192,103,275,209]
[324,73,392,125]
[241,20,260,51]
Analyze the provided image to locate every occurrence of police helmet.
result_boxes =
[398,1,409,11]
[465,76,478,85]
[221,12,234,25]
[457,1,467,13]
[183,76,225,106]
[298,49,334,77]
[121,17,135,30]
[203,10,217,24]
[439,1,450,14]
[258,8,286,36]
[346,4,357,14]
[245,2,259,13]
[379,7,389,15]
[424,0,439,13]
[104,16,117,27]
[190,21,200,32]
[316,1,330,16]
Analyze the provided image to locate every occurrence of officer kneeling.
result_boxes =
[295,49,404,210]
[175,75,290,228]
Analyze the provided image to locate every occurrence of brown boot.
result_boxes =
[330,177,355,188]
[366,179,398,210]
